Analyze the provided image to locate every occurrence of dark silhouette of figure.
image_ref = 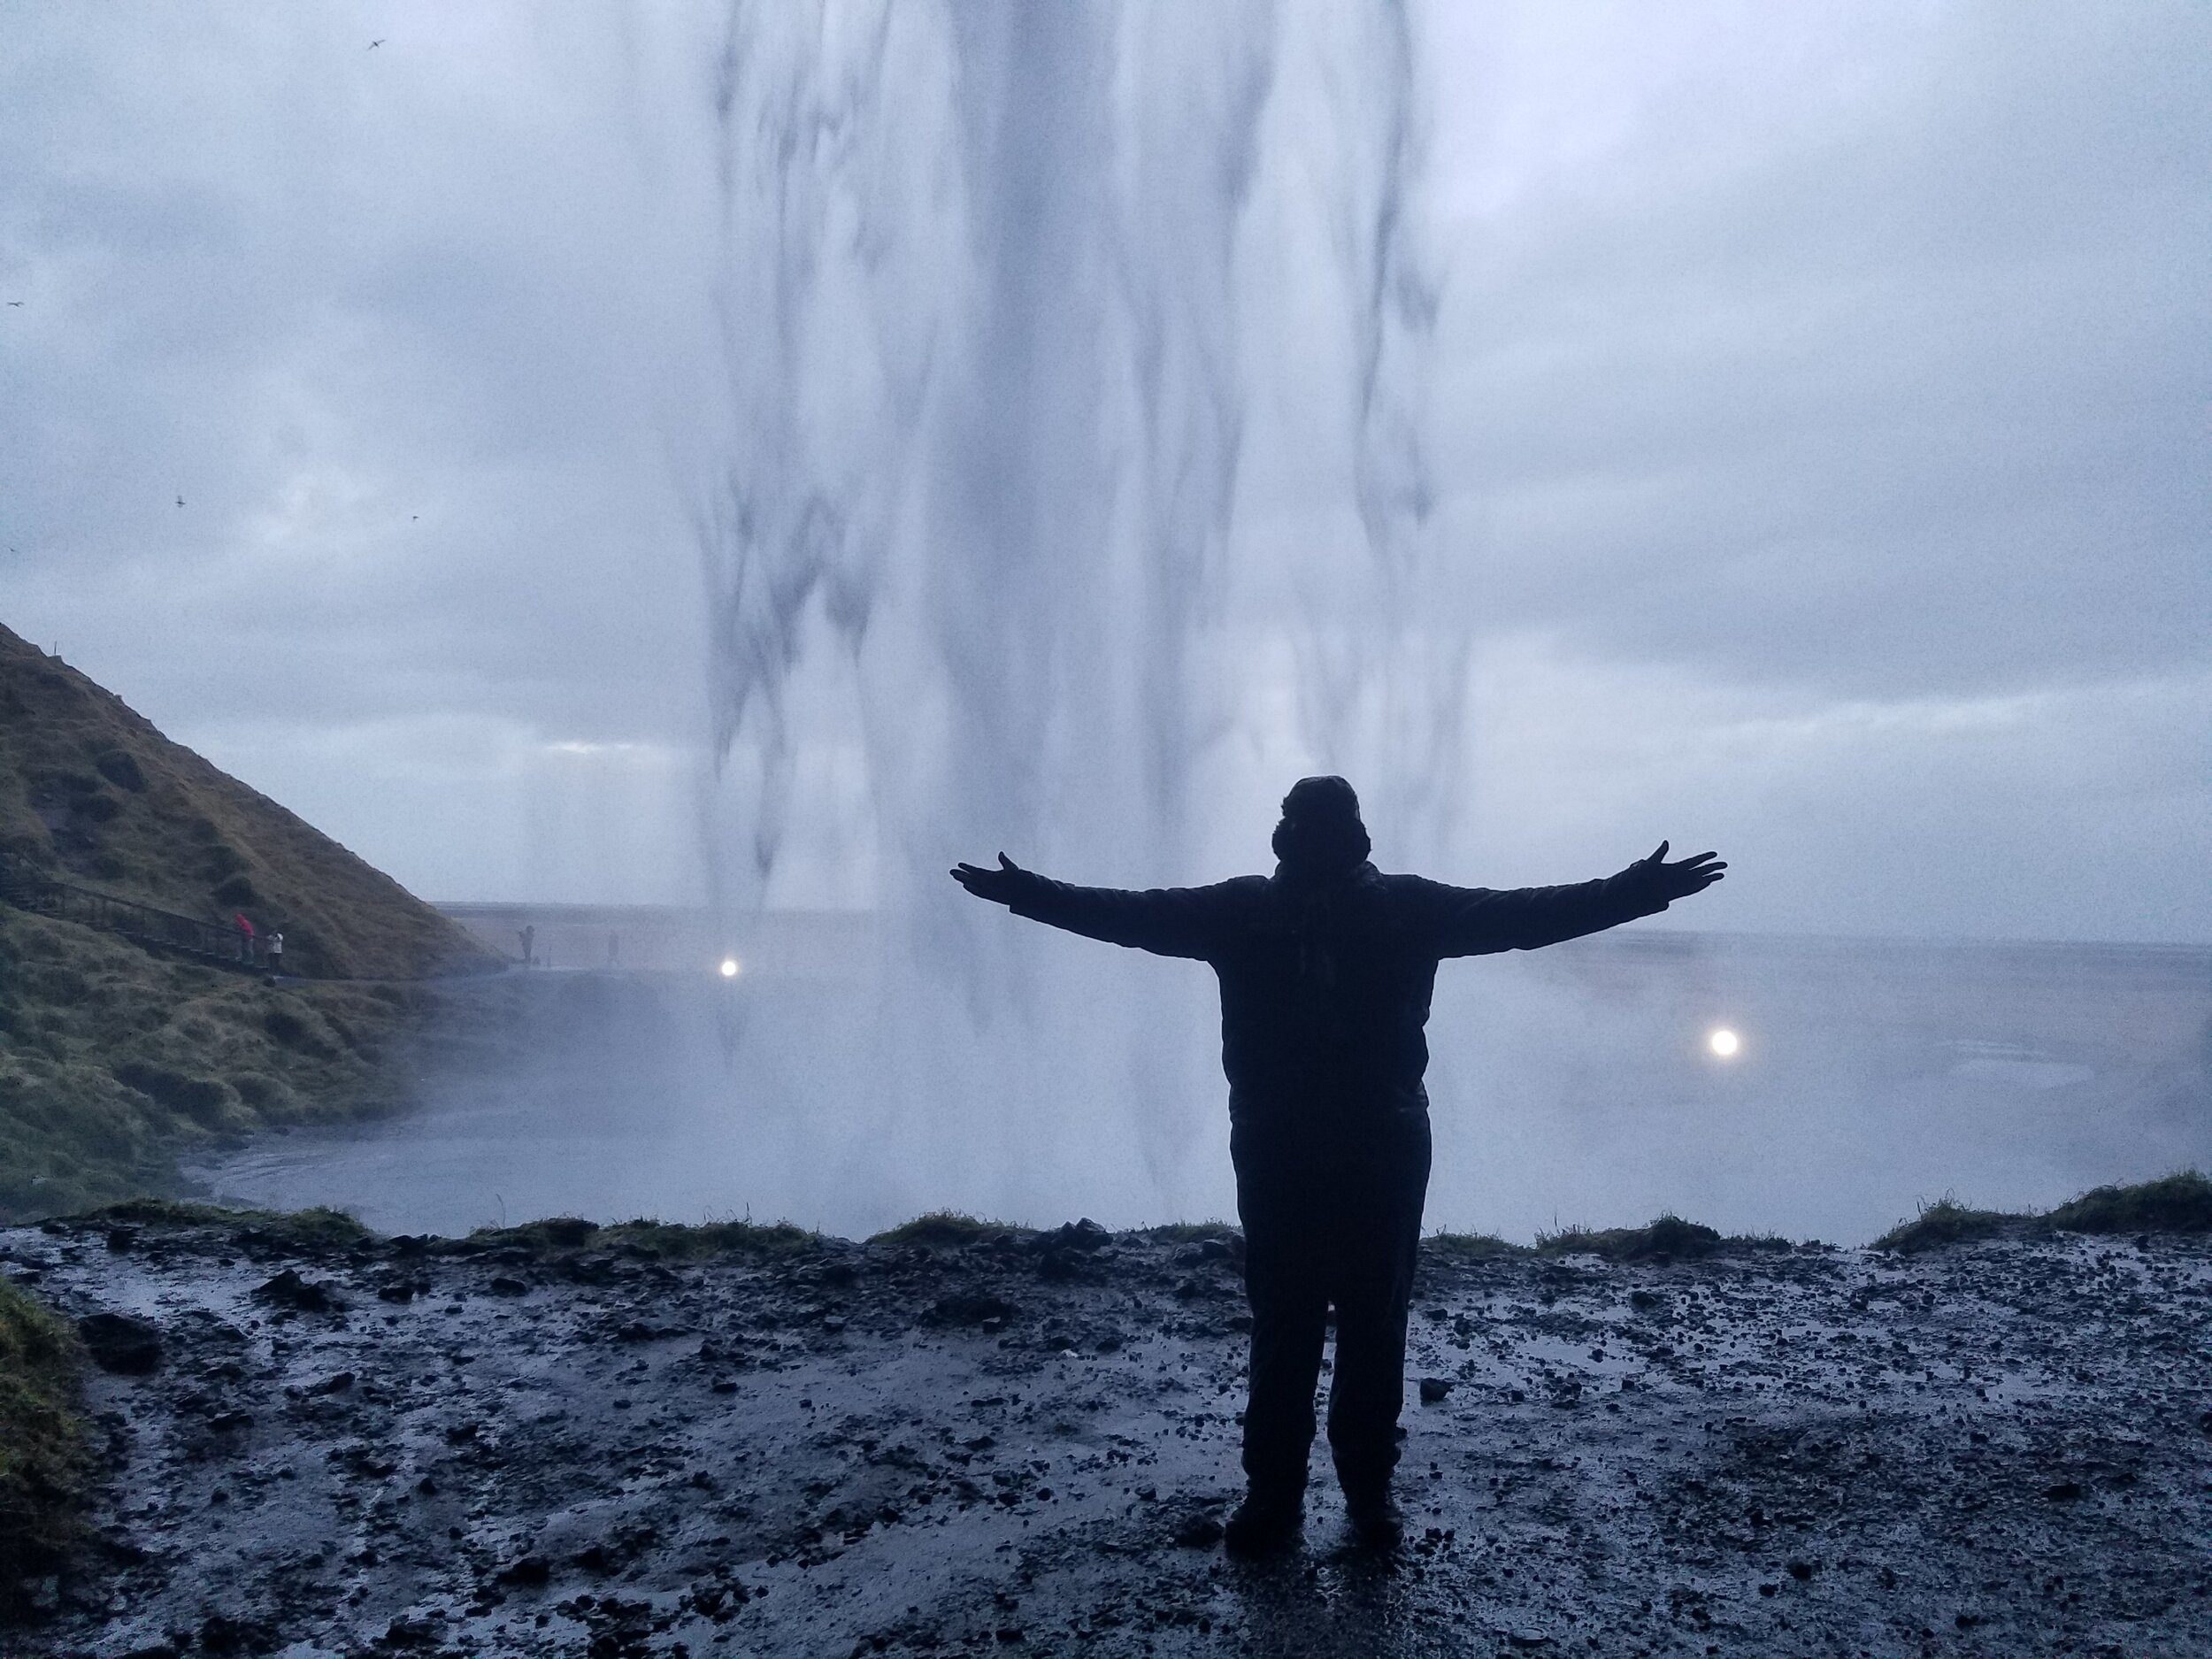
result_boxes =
[953,776,1724,1552]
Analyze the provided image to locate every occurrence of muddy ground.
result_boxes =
[6,1213,2209,1658]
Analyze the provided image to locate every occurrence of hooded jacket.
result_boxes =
[1005,859,1673,1125]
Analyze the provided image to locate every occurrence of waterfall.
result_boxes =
[690,0,1438,1227]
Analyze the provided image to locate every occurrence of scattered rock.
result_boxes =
[77,1310,162,1374]
[495,1554,553,1587]
[252,1267,341,1312]
[1044,1218,1112,1253]
[13,1217,2212,1655]
[932,1293,1018,1326]
[379,1613,442,1648]
[196,1612,278,1655]
[1171,1510,1224,1548]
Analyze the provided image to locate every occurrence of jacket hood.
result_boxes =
[1270,774,1372,877]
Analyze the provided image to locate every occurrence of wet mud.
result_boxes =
[7,1215,2210,1657]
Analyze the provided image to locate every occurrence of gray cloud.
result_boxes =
[1428,0,2210,703]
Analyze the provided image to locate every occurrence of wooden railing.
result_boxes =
[0,856,260,968]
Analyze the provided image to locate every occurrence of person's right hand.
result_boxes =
[950,852,1032,906]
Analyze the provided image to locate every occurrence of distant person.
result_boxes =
[268,931,283,974]
[953,776,1724,1553]
[518,924,535,968]
[234,911,256,965]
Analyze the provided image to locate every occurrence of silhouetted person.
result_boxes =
[953,776,1724,1553]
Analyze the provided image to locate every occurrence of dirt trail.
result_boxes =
[7,1215,2209,1657]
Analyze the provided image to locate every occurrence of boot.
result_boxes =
[1223,1488,1304,1557]
[1342,1482,1403,1548]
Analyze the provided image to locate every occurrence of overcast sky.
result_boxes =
[2,2,2205,941]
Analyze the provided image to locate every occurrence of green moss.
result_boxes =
[869,1211,1025,1248]
[0,1278,87,1605]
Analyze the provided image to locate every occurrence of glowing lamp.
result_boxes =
[1707,1027,1740,1058]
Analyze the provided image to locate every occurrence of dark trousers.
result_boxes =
[1231,1102,1432,1502]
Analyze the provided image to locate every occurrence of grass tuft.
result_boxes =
[465,1216,601,1251]
[1873,1195,2032,1254]
[1424,1230,1530,1261]
[0,1278,88,1609]
[1132,1221,1239,1245]
[54,1201,823,1262]
[868,1211,1025,1248]
[2047,1170,2212,1234]
[1536,1213,1726,1263]
[463,1217,818,1262]
[79,1198,372,1252]
[1870,1172,2212,1253]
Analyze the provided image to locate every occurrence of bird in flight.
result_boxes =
[175,495,185,508]
[5,301,21,307]
[368,39,385,50]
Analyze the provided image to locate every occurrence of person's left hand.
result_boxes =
[951,852,1032,906]
[1632,841,1726,902]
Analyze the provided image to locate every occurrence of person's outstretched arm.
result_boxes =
[951,854,1228,960]
[1421,841,1725,956]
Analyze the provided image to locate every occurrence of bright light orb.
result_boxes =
[719,957,741,979]
[1708,1027,1741,1058]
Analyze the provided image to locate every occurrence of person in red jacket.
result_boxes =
[953,775,1725,1553]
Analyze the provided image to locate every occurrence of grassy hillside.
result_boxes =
[0,623,492,981]
[0,905,447,1220]
[0,621,514,1222]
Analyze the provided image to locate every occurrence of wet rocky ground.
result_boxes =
[6,1211,2210,1658]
